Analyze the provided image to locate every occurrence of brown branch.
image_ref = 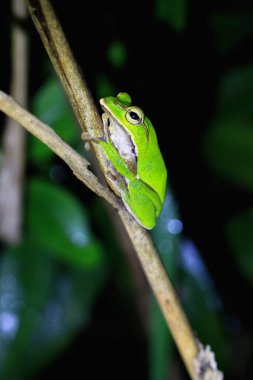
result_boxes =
[0,91,118,207]
[0,89,200,379]
[0,0,28,243]
[10,1,223,378]
[26,0,149,326]
[23,0,200,377]
[25,0,120,196]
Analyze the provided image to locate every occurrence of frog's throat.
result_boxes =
[110,117,137,153]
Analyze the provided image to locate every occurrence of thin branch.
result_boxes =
[0,90,200,379]
[24,0,121,196]
[25,0,150,329]
[0,0,28,243]
[0,91,118,207]
[15,1,223,378]
[194,343,224,380]
[23,0,202,377]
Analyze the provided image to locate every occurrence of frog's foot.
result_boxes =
[104,169,128,190]
[81,131,106,143]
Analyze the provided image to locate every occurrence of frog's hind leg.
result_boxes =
[121,179,158,229]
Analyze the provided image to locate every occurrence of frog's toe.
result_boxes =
[81,132,91,141]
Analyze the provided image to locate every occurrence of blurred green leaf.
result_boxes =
[107,41,127,69]
[0,242,105,380]
[32,76,67,124]
[180,240,227,367]
[26,178,103,268]
[30,76,78,163]
[0,177,106,379]
[92,198,133,293]
[155,0,187,32]
[226,208,253,283]
[96,73,116,99]
[149,190,181,380]
[152,191,181,278]
[0,245,52,379]
[209,12,253,53]
[217,65,253,119]
[149,297,172,380]
[203,118,253,190]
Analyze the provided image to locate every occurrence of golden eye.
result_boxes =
[125,107,144,125]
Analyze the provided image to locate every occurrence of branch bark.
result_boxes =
[25,0,121,196]
[0,1,223,378]
[0,91,118,206]
[0,90,199,380]
[0,0,28,243]
[0,90,224,379]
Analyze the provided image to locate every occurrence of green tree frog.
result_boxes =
[82,92,167,229]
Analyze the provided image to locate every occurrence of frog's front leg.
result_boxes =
[81,131,105,143]
[101,113,110,141]
[82,132,134,184]
[97,140,136,182]
[81,113,109,144]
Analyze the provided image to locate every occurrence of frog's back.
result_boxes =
[137,117,167,203]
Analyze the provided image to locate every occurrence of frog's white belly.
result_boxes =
[108,117,137,170]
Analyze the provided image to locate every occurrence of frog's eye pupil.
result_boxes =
[130,111,139,120]
[125,107,144,124]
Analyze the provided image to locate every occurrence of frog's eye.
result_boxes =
[125,107,144,125]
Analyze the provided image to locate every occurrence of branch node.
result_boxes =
[194,343,224,380]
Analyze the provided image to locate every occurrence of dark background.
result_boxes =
[1,0,253,379]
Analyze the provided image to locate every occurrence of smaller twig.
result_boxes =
[24,0,121,197]
[194,343,224,380]
[0,90,118,208]
[0,0,28,243]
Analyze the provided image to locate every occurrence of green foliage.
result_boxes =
[149,192,180,380]
[26,179,103,268]
[179,240,227,366]
[200,18,253,375]
[151,192,227,376]
[0,227,105,380]
[209,12,253,52]
[226,208,253,283]
[95,73,116,100]
[204,64,253,190]
[3,2,253,378]
[154,0,187,31]
[203,62,253,293]
[204,119,253,190]
[149,296,172,380]
[0,72,106,379]
[107,41,127,69]
[30,76,79,163]
[217,65,253,119]
[0,175,106,379]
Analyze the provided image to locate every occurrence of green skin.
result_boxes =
[85,93,167,229]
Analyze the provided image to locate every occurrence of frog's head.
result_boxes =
[100,92,149,143]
